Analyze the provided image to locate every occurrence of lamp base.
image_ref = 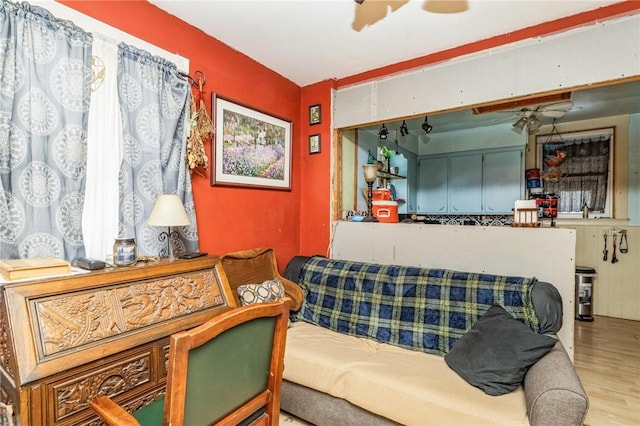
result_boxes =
[363,180,378,223]
[158,226,180,261]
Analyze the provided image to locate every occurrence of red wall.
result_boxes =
[299,80,336,257]
[59,1,306,268]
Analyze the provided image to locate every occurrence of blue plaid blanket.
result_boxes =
[295,256,539,356]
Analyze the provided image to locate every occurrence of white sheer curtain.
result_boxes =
[82,34,121,260]
[541,135,611,214]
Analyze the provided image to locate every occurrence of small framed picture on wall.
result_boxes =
[309,104,321,125]
[309,134,321,154]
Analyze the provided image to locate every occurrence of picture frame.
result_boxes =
[211,93,292,190]
[309,104,321,125]
[309,134,321,155]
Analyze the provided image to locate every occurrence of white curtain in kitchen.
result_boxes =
[542,137,610,213]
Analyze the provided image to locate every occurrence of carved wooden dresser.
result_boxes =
[0,256,237,425]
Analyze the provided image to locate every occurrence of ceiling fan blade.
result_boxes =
[538,100,573,112]
[539,110,568,118]
[424,0,469,13]
[494,108,530,115]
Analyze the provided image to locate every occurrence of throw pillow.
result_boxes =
[531,281,563,334]
[237,278,285,306]
[444,304,557,396]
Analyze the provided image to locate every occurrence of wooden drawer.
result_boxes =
[38,341,162,425]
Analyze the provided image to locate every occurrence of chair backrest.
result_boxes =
[164,298,290,426]
[221,248,281,306]
[220,247,303,311]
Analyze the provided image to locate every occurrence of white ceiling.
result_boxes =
[150,0,621,87]
[150,0,639,136]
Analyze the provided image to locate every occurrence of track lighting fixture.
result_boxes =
[400,120,409,136]
[421,116,433,134]
[378,123,389,139]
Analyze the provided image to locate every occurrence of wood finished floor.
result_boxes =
[574,315,640,426]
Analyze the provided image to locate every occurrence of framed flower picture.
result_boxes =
[211,93,292,190]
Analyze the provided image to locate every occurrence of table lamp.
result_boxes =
[362,164,379,222]
[147,194,190,261]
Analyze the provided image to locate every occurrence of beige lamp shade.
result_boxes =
[147,194,190,227]
[362,164,378,183]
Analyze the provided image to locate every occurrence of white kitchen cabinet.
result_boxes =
[417,156,448,213]
[416,147,523,215]
[391,152,418,214]
[483,149,524,214]
[449,153,483,213]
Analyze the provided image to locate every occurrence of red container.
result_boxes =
[532,194,559,208]
[372,201,398,223]
[525,168,541,179]
[372,189,392,201]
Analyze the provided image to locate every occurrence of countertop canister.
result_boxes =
[113,238,137,266]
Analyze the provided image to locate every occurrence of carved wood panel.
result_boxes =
[34,270,222,357]
[162,343,170,377]
[51,350,153,422]
[0,293,14,377]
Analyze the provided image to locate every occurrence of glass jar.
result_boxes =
[113,238,137,266]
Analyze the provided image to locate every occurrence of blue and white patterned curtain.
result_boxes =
[117,43,198,256]
[0,1,92,260]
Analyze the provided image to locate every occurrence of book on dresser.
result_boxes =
[0,257,71,281]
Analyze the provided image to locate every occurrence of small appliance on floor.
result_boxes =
[575,266,596,321]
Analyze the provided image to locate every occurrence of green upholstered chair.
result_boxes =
[89,299,290,426]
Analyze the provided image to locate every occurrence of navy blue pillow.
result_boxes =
[444,304,557,396]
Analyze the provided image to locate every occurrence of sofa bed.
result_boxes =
[277,255,589,426]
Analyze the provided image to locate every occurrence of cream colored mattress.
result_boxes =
[284,322,529,426]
